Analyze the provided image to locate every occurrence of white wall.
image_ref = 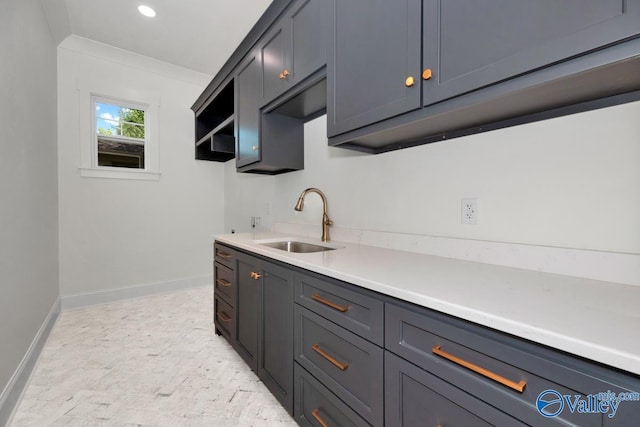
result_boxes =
[0,0,59,412]
[57,37,226,297]
[225,103,640,279]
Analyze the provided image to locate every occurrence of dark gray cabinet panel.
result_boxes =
[235,51,261,168]
[295,305,383,426]
[214,296,235,342]
[385,351,525,427]
[294,272,384,345]
[259,261,294,413]
[260,0,328,107]
[236,255,261,371]
[422,0,640,106]
[260,25,290,103]
[214,242,236,269]
[327,0,422,137]
[214,262,235,306]
[385,301,640,426]
[294,363,369,427]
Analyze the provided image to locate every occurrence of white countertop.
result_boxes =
[216,232,640,376]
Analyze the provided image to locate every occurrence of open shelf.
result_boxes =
[194,78,235,162]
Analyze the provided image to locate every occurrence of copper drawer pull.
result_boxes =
[432,345,526,393]
[312,294,348,312]
[216,311,231,323]
[312,344,349,371]
[250,271,262,280]
[311,408,329,427]
[217,252,232,259]
[216,278,231,287]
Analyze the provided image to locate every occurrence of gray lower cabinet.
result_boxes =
[385,351,525,427]
[217,242,640,426]
[235,251,295,414]
[294,363,369,427]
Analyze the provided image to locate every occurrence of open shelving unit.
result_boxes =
[195,79,235,162]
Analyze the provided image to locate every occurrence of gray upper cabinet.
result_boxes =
[327,0,422,137]
[260,0,328,106]
[235,51,261,168]
[422,0,640,106]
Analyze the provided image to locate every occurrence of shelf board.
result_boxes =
[195,114,235,147]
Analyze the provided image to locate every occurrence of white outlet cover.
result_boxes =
[461,198,478,224]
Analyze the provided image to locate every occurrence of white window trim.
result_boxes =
[77,79,161,181]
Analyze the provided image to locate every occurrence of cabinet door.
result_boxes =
[259,261,295,414]
[260,25,291,104]
[385,351,525,427]
[235,51,261,168]
[236,256,261,371]
[422,0,640,106]
[289,0,328,86]
[327,0,422,137]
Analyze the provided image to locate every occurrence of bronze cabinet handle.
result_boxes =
[432,345,526,393]
[217,252,232,259]
[216,312,231,323]
[311,294,348,312]
[422,68,433,80]
[405,76,416,87]
[312,344,349,371]
[250,271,262,280]
[216,278,231,287]
[311,408,329,427]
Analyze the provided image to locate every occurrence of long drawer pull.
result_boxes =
[217,252,232,259]
[216,311,231,323]
[312,294,349,312]
[216,278,232,287]
[312,344,349,371]
[432,345,526,393]
[311,408,329,427]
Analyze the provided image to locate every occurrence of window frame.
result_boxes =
[92,96,149,171]
[78,81,161,181]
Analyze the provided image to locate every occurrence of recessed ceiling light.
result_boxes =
[138,5,156,18]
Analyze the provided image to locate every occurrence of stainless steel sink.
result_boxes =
[260,240,337,253]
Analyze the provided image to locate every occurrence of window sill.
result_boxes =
[79,167,161,181]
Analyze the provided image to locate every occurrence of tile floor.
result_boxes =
[10,286,298,427]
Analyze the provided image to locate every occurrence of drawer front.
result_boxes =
[295,305,383,426]
[214,261,235,306]
[214,242,235,268]
[385,302,640,426]
[214,296,234,341]
[294,363,370,427]
[294,272,384,345]
[385,351,525,427]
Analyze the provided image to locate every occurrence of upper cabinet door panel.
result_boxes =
[423,0,640,106]
[328,0,422,137]
[289,0,328,85]
[261,26,291,103]
[235,52,261,168]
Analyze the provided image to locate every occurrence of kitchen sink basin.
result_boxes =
[259,240,337,253]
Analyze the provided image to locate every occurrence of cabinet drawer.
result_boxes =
[214,261,235,306]
[295,272,384,345]
[385,351,525,427]
[214,296,234,341]
[294,363,369,427]
[214,242,235,268]
[295,305,383,426]
[386,302,640,426]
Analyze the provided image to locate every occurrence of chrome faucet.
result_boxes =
[294,188,333,242]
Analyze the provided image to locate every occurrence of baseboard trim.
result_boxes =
[60,275,212,311]
[0,298,61,427]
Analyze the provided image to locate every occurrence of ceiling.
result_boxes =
[41,0,273,76]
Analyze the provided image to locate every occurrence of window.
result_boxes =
[94,97,147,169]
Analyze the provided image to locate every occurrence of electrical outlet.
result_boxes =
[461,198,478,224]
